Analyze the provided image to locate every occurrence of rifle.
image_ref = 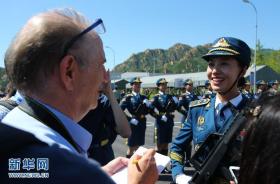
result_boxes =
[188,112,247,184]
[133,97,150,119]
[164,97,177,115]
[133,103,147,119]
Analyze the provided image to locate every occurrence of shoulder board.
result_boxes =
[189,98,210,108]
[125,94,133,98]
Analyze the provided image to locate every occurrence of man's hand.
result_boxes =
[102,157,129,176]
[128,149,158,184]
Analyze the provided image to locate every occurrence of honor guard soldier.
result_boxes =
[241,79,253,100]
[178,79,198,124]
[170,37,251,184]
[150,78,179,156]
[120,77,151,158]
[177,79,198,167]
[255,80,267,99]
[79,91,131,165]
[203,80,215,99]
[268,80,279,95]
[79,94,117,165]
[79,77,130,165]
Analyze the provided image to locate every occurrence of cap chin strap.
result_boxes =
[218,70,243,96]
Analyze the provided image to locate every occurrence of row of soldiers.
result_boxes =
[241,79,279,99]
[120,77,201,159]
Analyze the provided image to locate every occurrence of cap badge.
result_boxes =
[213,38,230,48]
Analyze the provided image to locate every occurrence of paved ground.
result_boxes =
[112,113,183,184]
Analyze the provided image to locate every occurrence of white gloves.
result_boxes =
[130,118,139,126]
[172,96,179,104]
[175,174,192,184]
[161,115,168,122]
[143,99,151,107]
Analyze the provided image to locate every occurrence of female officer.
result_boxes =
[150,78,178,157]
[120,77,151,158]
[170,37,251,184]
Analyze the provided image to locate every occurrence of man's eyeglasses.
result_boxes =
[62,18,106,57]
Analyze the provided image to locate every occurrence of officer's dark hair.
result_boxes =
[4,8,92,94]
[239,93,280,184]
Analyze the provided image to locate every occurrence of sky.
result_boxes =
[0,0,279,70]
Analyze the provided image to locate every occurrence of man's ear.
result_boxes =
[59,55,77,91]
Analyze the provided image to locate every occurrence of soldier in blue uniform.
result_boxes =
[120,77,151,158]
[203,80,215,99]
[255,80,267,99]
[150,78,179,156]
[268,80,279,95]
[79,90,131,165]
[241,79,253,100]
[170,37,251,184]
[178,79,198,124]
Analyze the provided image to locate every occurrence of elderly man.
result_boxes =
[0,8,158,183]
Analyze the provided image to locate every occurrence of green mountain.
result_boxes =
[114,42,280,75]
[114,43,211,74]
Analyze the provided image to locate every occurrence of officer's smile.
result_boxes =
[211,77,225,85]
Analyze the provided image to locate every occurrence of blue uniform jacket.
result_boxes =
[79,95,117,147]
[170,96,248,179]
[242,90,253,100]
[120,93,150,121]
[178,92,198,121]
[151,93,178,118]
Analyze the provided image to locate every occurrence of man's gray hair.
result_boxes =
[4,8,91,93]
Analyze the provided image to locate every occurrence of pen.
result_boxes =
[132,156,142,164]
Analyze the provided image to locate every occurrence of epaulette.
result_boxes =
[189,98,210,108]
[125,94,133,98]
[121,94,133,103]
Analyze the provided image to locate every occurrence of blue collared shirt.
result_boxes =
[39,101,92,157]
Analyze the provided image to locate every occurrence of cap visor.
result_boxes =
[202,50,235,61]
